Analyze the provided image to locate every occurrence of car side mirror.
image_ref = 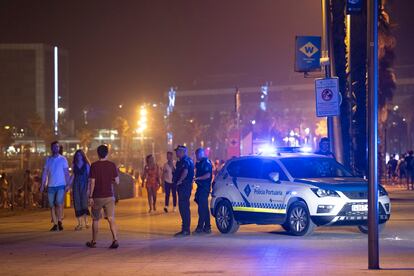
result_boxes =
[269,172,280,183]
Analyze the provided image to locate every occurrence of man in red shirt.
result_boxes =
[86,144,120,249]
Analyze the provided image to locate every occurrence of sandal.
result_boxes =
[86,240,96,248]
[75,225,83,231]
[109,240,119,249]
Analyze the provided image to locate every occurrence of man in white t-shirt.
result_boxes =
[162,151,176,213]
[40,141,70,232]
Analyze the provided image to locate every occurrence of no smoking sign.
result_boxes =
[315,77,340,117]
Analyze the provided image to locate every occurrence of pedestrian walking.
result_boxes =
[387,154,398,184]
[86,144,120,249]
[173,145,194,237]
[66,150,91,231]
[23,170,34,207]
[162,151,176,213]
[406,150,414,190]
[193,148,213,235]
[213,159,220,179]
[0,173,9,208]
[40,141,70,231]
[142,154,160,213]
[397,155,407,185]
[32,170,41,207]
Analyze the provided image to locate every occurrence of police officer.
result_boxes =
[193,148,213,234]
[173,145,194,237]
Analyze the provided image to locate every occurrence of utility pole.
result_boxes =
[367,0,380,270]
[321,0,344,162]
[321,0,334,148]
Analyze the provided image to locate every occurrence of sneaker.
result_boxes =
[58,221,64,231]
[109,240,119,249]
[192,227,204,235]
[164,207,168,213]
[50,224,58,232]
[86,240,96,248]
[174,231,190,237]
[74,224,83,231]
[173,207,177,212]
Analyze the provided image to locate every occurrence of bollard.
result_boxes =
[10,176,15,211]
[65,192,71,208]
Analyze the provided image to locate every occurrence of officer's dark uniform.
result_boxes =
[195,157,213,231]
[173,154,194,233]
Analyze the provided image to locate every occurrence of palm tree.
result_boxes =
[77,128,94,152]
[332,0,352,168]
[0,127,13,156]
[350,1,368,175]
[378,1,397,172]
[113,116,131,163]
[28,113,44,153]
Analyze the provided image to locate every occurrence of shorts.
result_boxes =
[47,186,65,206]
[91,197,115,221]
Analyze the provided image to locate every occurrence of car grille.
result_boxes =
[342,191,368,199]
[336,203,388,221]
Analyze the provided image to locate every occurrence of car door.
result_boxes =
[226,158,262,210]
[254,159,290,215]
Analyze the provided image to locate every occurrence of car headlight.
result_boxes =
[379,185,388,197]
[311,188,340,198]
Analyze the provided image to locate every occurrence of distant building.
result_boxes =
[0,44,69,133]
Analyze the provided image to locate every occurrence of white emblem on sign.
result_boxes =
[299,42,319,58]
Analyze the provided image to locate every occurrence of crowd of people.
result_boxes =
[0,169,44,209]
[2,138,413,248]
[141,145,217,236]
[31,140,222,248]
[386,150,414,190]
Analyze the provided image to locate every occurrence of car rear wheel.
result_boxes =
[215,200,239,234]
[286,201,316,236]
[357,223,386,234]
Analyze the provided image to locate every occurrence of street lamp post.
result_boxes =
[137,105,148,171]
[367,0,380,269]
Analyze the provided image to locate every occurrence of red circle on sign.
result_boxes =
[321,89,333,101]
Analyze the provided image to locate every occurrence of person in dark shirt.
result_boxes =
[406,150,414,190]
[86,144,120,249]
[315,137,335,158]
[193,148,213,234]
[386,154,398,183]
[173,145,194,237]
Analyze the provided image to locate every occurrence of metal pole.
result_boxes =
[367,0,380,269]
[321,0,335,151]
[235,88,241,156]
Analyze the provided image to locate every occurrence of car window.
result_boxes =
[260,160,288,181]
[280,157,353,178]
[227,158,261,179]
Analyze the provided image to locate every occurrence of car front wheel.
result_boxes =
[215,200,239,234]
[286,201,316,236]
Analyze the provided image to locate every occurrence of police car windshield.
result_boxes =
[280,157,353,178]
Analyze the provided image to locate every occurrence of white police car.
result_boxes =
[210,153,391,236]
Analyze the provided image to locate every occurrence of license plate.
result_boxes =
[352,204,368,212]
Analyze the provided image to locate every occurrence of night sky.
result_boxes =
[0,0,412,114]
